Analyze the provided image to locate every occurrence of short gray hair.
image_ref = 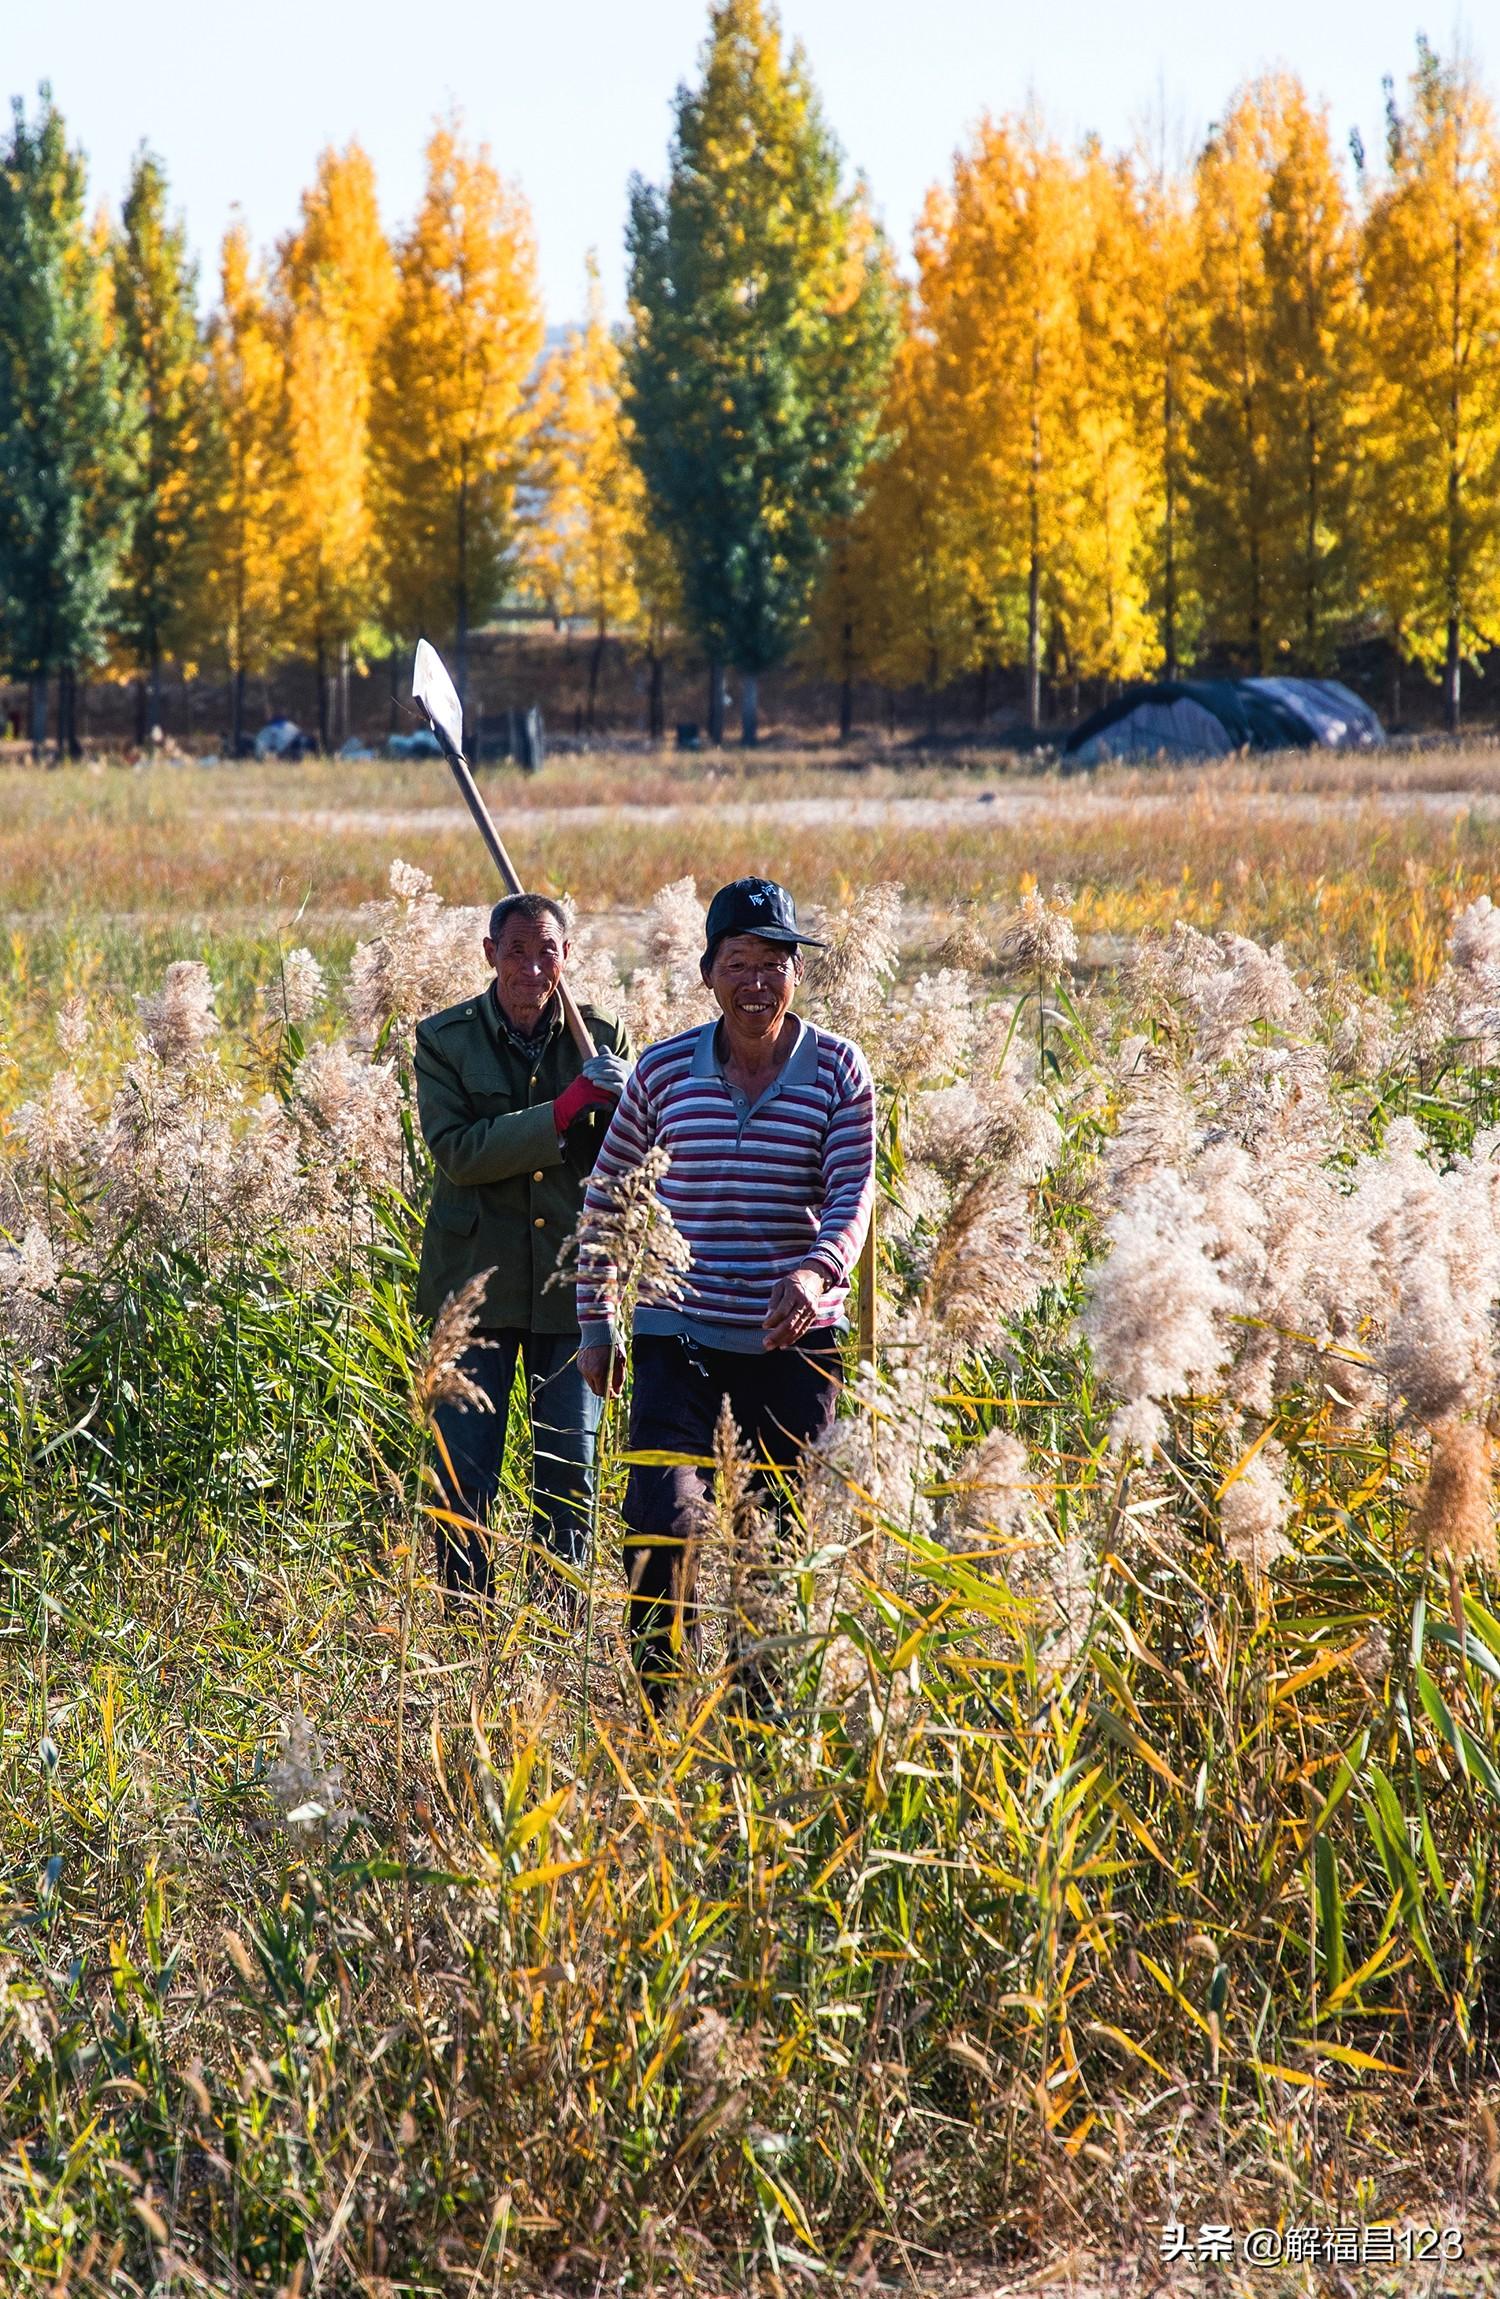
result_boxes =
[488,892,573,941]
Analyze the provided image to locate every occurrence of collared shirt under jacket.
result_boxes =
[414,986,630,1332]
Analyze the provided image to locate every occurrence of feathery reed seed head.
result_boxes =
[413,1272,499,1419]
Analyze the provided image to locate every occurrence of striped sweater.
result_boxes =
[577,1016,876,1353]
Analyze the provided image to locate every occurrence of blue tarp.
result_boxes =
[1064,677,1385,765]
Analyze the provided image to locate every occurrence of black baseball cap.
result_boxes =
[703,877,826,953]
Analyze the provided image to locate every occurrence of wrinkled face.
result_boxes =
[704,933,802,1041]
[485,915,569,1029]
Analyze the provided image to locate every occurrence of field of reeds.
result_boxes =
[8,745,1500,2294]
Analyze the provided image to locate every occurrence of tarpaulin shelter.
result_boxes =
[1063,677,1384,766]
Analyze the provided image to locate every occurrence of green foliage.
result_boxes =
[1363,41,1500,724]
[8,892,1500,2283]
[0,90,138,688]
[625,0,898,706]
[110,147,206,716]
[3,1182,1499,2285]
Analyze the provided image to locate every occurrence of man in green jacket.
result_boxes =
[414,892,631,1606]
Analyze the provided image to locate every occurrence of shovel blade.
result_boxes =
[413,639,465,761]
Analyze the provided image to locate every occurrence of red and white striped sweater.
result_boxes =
[576,1016,875,1352]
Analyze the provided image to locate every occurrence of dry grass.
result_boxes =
[1,740,1497,1217]
[10,773,1500,2290]
[4,742,1500,1112]
[7,740,1500,936]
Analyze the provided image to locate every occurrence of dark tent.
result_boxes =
[1063,677,1384,766]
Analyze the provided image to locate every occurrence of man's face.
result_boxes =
[484,914,569,1030]
[705,933,801,1040]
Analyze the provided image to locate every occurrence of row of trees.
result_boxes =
[0,96,549,752]
[818,46,1500,735]
[1,6,1499,751]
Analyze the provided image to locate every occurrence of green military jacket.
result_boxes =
[413,987,631,1332]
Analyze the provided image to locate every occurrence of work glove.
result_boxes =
[554,1067,619,1135]
[581,1050,632,1097]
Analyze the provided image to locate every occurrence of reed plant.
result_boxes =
[4,859,1500,2291]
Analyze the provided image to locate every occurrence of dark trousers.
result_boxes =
[622,1330,842,1699]
[431,1329,602,1600]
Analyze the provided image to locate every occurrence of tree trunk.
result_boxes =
[587,625,605,734]
[648,651,665,741]
[926,648,940,741]
[839,617,854,743]
[1304,410,1319,670]
[1446,216,1463,740]
[337,639,350,747]
[232,665,246,757]
[740,673,758,748]
[1445,614,1461,736]
[57,666,81,762]
[135,675,149,747]
[29,674,47,756]
[315,632,330,753]
[1162,363,1178,680]
[1027,354,1042,728]
[388,644,401,735]
[455,456,469,734]
[707,659,725,746]
[148,652,162,741]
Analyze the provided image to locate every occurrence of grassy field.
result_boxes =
[4,737,1500,1089]
[6,745,1500,2294]
[4,738,1500,936]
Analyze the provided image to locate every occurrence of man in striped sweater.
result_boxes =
[577,877,876,1705]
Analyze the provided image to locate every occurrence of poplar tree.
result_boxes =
[1186,78,1361,672]
[525,261,645,730]
[0,90,136,753]
[1364,41,1500,731]
[1061,145,1161,688]
[1132,141,1198,675]
[625,0,897,744]
[802,516,870,740]
[1260,85,1362,665]
[275,144,395,747]
[1184,88,1278,671]
[811,313,971,736]
[628,506,683,741]
[372,117,542,711]
[197,223,286,754]
[923,115,1087,725]
[112,146,205,741]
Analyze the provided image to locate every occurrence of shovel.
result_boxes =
[413,639,597,1061]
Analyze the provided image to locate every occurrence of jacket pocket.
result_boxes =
[430,1196,479,1237]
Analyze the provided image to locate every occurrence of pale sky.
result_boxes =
[12,0,1483,323]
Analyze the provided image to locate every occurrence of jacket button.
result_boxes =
[532,1169,544,1182]
[533,1216,545,1229]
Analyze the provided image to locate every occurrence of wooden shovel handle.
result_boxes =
[442,741,598,1062]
